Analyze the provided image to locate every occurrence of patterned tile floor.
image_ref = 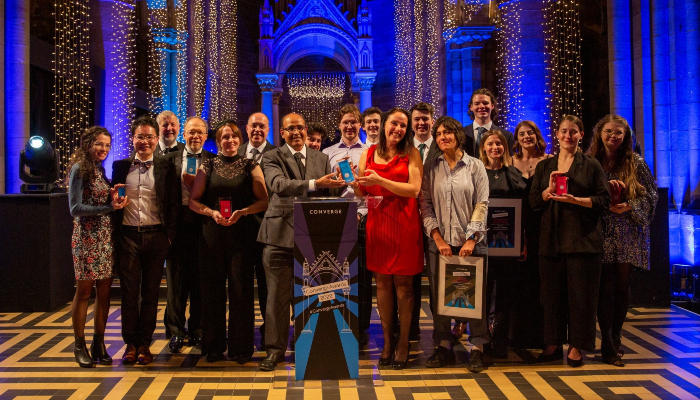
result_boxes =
[2,300,700,399]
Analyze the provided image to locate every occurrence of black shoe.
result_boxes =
[188,336,202,349]
[259,353,282,371]
[169,336,184,353]
[467,349,485,373]
[409,332,420,341]
[426,346,455,368]
[566,347,583,368]
[425,346,455,368]
[74,336,93,368]
[90,334,112,365]
[487,340,508,359]
[231,354,253,365]
[206,352,225,363]
[537,346,563,363]
[378,356,392,366]
[392,357,408,370]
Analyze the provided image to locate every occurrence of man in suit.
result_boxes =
[237,112,276,351]
[257,113,346,371]
[162,116,215,353]
[462,88,515,158]
[112,116,179,365]
[156,110,186,157]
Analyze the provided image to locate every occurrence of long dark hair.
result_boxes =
[67,126,112,183]
[513,120,547,158]
[376,107,413,159]
[588,114,645,201]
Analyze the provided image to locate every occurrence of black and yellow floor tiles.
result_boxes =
[2,302,700,399]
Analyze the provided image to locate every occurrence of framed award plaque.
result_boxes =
[437,255,486,320]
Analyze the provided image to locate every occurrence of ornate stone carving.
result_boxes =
[355,76,375,91]
[444,26,496,45]
[257,76,278,91]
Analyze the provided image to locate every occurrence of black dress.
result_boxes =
[485,166,526,348]
[199,154,258,358]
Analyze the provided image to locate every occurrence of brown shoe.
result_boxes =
[452,321,466,340]
[137,345,153,365]
[121,344,137,364]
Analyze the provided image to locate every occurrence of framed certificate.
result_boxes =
[437,255,485,320]
[486,198,522,257]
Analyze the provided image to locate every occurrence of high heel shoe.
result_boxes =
[536,345,563,363]
[378,336,397,367]
[566,347,583,368]
[392,342,410,370]
[74,336,93,368]
[91,334,113,365]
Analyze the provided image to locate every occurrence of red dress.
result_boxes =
[363,145,424,275]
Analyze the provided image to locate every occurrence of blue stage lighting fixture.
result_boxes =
[19,135,60,193]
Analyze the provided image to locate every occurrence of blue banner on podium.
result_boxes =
[293,199,359,380]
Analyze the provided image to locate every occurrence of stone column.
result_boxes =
[608,0,634,124]
[256,73,278,145]
[444,26,495,127]
[272,92,281,147]
[4,0,30,193]
[0,0,6,193]
[355,74,376,112]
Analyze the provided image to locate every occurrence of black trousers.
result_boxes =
[118,228,169,347]
[199,223,254,357]
[262,244,294,357]
[164,210,202,339]
[540,253,602,352]
[357,215,373,334]
[427,241,490,345]
[250,238,267,341]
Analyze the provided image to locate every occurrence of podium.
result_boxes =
[289,197,360,380]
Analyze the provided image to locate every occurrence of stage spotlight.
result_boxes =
[19,135,60,194]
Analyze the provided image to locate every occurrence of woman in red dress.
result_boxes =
[351,107,424,369]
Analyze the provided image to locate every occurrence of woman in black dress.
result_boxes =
[478,130,526,357]
[530,115,610,367]
[511,121,551,349]
[189,121,269,363]
[68,126,129,367]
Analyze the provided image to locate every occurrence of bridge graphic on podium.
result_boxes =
[301,251,351,333]
[446,288,475,309]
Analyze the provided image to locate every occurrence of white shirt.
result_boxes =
[180,146,202,205]
[123,154,161,227]
[472,121,493,132]
[323,138,368,215]
[286,144,316,192]
[413,135,434,164]
[158,139,178,154]
[365,138,379,146]
[245,141,268,160]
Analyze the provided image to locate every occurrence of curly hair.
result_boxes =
[67,126,112,183]
[376,107,413,159]
[588,114,645,201]
[431,116,466,149]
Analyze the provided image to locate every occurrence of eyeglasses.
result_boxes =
[281,125,306,134]
[93,143,111,150]
[134,135,157,141]
[186,131,206,137]
[602,129,625,137]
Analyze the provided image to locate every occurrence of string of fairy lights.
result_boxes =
[108,0,136,161]
[192,0,206,117]
[174,0,188,140]
[495,0,524,132]
[146,5,166,116]
[212,0,238,126]
[544,0,582,146]
[53,0,91,178]
[288,73,346,134]
[395,0,440,115]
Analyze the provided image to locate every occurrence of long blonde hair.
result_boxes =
[588,114,645,201]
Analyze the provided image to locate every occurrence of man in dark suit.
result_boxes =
[155,111,186,157]
[161,116,215,353]
[237,112,276,350]
[462,88,515,158]
[112,116,179,365]
[257,113,346,371]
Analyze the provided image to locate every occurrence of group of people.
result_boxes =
[67,88,658,374]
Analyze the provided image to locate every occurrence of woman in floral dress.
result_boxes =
[68,126,129,368]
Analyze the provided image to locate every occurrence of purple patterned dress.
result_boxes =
[69,163,115,280]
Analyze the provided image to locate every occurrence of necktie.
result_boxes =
[133,159,153,173]
[476,127,487,147]
[294,152,306,180]
[251,148,262,162]
[186,152,201,158]
[418,143,427,161]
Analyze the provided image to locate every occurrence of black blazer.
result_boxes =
[529,151,610,256]
[237,140,276,224]
[162,148,216,207]
[112,155,180,242]
[423,139,442,165]
[462,123,515,158]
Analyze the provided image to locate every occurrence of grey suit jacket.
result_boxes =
[257,145,331,249]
